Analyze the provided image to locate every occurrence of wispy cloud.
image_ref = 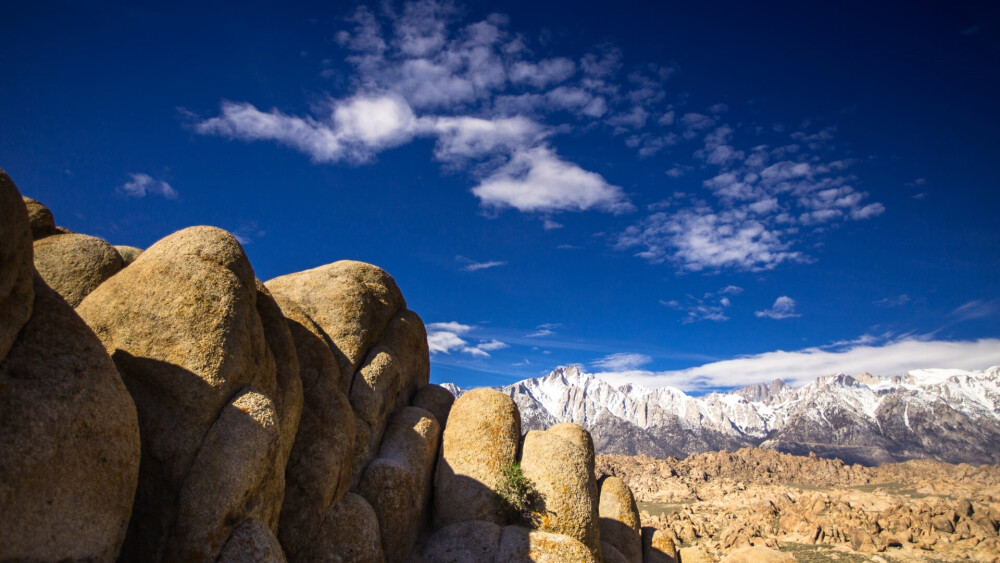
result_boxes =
[592,352,652,370]
[755,296,800,319]
[119,173,177,199]
[594,337,1000,392]
[426,321,508,357]
[874,294,911,307]
[950,299,999,321]
[526,322,560,338]
[617,125,883,271]
[662,285,740,323]
[456,255,507,272]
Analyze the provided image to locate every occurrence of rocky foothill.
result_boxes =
[0,169,668,562]
[598,448,1000,562]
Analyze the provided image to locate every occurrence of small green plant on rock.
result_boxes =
[495,462,544,527]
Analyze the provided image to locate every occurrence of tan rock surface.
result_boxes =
[496,525,598,563]
[520,426,602,560]
[266,260,405,379]
[34,233,124,306]
[412,383,455,428]
[599,476,642,563]
[115,245,143,265]
[273,294,356,559]
[360,406,441,562]
[0,277,140,561]
[77,226,299,561]
[22,195,56,240]
[421,520,503,562]
[218,520,288,563]
[433,388,521,528]
[0,170,35,359]
[299,493,385,563]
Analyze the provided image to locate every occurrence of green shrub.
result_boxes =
[495,462,543,526]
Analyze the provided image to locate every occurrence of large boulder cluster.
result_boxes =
[0,171,659,562]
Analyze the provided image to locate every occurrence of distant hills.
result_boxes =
[443,364,1000,466]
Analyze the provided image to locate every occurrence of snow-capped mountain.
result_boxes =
[443,365,1000,466]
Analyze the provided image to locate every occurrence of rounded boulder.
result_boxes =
[599,476,642,563]
[34,233,124,306]
[434,388,521,528]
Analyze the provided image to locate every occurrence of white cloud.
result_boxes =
[429,115,546,160]
[472,146,632,214]
[194,95,417,163]
[874,294,910,307]
[119,173,178,199]
[593,353,652,370]
[616,207,802,271]
[594,338,1000,392]
[755,296,800,319]
[426,321,508,357]
[456,256,507,271]
[509,57,576,88]
[663,286,738,323]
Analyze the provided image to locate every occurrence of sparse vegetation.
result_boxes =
[495,462,543,526]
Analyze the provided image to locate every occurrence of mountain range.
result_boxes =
[442,365,1000,466]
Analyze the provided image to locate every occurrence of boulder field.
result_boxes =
[0,171,665,562]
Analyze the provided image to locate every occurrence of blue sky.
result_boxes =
[4,1,999,392]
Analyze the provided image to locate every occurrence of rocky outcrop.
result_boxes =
[359,406,441,561]
[1,174,141,561]
[599,476,642,563]
[33,233,124,306]
[272,294,355,560]
[420,521,598,563]
[266,261,429,486]
[412,383,455,428]
[22,196,56,240]
[520,425,602,560]
[77,226,302,561]
[642,527,677,563]
[0,170,35,359]
[298,493,385,563]
[433,388,521,528]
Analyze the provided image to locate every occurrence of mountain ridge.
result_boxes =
[443,364,1000,465]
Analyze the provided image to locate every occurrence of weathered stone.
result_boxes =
[434,388,521,528]
[115,245,143,265]
[0,277,140,561]
[520,426,601,560]
[22,196,56,240]
[299,493,385,563]
[642,527,677,563]
[412,383,455,428]
[599,476,642,563]
[0,170,34,359]
[34,233,124,306]
[496,525,598,563]
[218,520,288,563]
[360,407,441,562]
[677,546,713,563]
[266,260,406,379]
[601,541,630,563]
[548,422,596,467]
[77,226,298,561]
[421,520,502,563]
[168,389,279,561]
[720,546,797,562]
[273,295,355,559]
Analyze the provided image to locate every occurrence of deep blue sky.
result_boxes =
[4,1,999,391]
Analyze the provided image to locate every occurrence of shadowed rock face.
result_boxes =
[1,174,140,561]
[0,170,35,360]
[360,406,441,561]
[420,521,598,563]
[433,388,521,529]
[0,276,142,561]
[298,493,385,563]
[77,226,301,562]
[21,196,56,240]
